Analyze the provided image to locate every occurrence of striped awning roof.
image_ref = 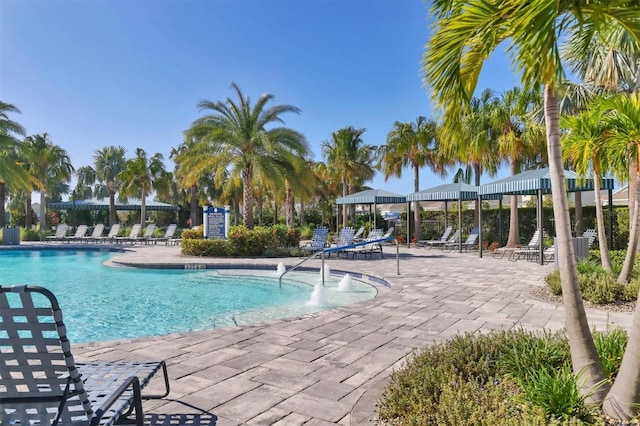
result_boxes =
[407,182,502,202]
[48,198,179,211]
[336,189,406,205]
[479,168,615,196]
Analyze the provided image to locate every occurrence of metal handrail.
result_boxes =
[279,237,400,287]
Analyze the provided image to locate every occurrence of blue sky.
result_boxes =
[1,0,520,202]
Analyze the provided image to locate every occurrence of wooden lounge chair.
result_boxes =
[0,285,170,426]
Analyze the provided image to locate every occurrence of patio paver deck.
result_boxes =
[6,243,633,425]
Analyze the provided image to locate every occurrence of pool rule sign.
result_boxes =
[203,206,230,239]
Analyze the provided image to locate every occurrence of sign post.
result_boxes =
[202,206,228,239]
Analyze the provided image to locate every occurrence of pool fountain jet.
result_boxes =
[307,282,328,306]
[276,262,286,275]
[319,264,331,281]
[338,273,353,291]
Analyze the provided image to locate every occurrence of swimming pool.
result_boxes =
[0,249,378,343]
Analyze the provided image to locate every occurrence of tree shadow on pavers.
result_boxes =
[146,401,217,425]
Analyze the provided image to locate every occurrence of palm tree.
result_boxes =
[119,148,168,227]
[322,126,376,227]
[171,139,203,227]
[561,105,613,271]
[600,93,640,284]
[0,101,29,227]
[492,87,546,247]
[378,117,447,241]
[422,0,640,415]
[184,83,309,229]
[76,146,127,226]
[22,133,74,231]
[441,89,500,225]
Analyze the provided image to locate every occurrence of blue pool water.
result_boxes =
[0,250,377,343]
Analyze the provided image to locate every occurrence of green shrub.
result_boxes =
[180,239,233,256]
[593,327,627,381]
[623,278,640,302]
[21,228,41,241]
[181,226,203,240]
[545,269,562,295]
[514,365,591,423]
[499,330,570,379]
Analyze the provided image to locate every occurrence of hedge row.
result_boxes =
[180,225,301,257]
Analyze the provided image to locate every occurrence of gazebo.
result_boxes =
[407,182,502,251]
[335,189,406,233]
[478,168,615,263]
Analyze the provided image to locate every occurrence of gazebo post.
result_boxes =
[499,198,503,246]
[478,194,483,258]
[538,189,544,265]
[458,198,463,253]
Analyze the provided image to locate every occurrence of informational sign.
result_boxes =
[203,206,227,239]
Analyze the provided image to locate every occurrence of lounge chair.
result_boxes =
[493,229,541,259]
[301,225,329,253]
[442,227,479,252]
[45,224,69,242]
[422,228,461,249]
[583,228,597,248]
[346,228,384,258]
[81,223,105,243]
[0,285,170,426]
[353,226,365,241]
[95,224,121,243]
[133,224,157,245]
[508,229,542,261]
[417,225,453,248]
[115,224,142,244]
[330,226,355,257]
[150,224,177,245]
[63,224,89,243]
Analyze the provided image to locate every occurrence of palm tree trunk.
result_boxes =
[257,196,263,226]
[242,165,255,229]
[630,161,637,233]
[0,182,5,227]
[285,180,294,227]
[341,175,348,227]
[190,185,198,226]
[618,171,640,283]
[473,162,481,226]
[574,192,583,236]
[25,193,32,228]
[593,171,612,271]
[506,160,520,247]
[413,164,422,242]
[39,191,47,231]
[140,188,147,227]
[544,86,608,403]
[109,191,117,226]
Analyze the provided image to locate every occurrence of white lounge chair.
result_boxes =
[45,224,69,242]
[301,225,329,253]
[64,224,89,243]
[442,227,479,252]
[81,223,105,243]
[417,225,453,248]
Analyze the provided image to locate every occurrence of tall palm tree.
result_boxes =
[561,105,613,271]
[22,133,74,231]
[600,93,640,284]
[422,0,640,416]
[0,101,29,227]
[184,83,309,229]
[441,89,500,225]
[378,117,447,241]
[119,148,168,227]
[171,139,204,227]
[76,146,127,226]
[322,126,375,226]
[492,87,547,247]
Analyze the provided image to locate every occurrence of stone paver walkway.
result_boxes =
[8,243,634,425]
